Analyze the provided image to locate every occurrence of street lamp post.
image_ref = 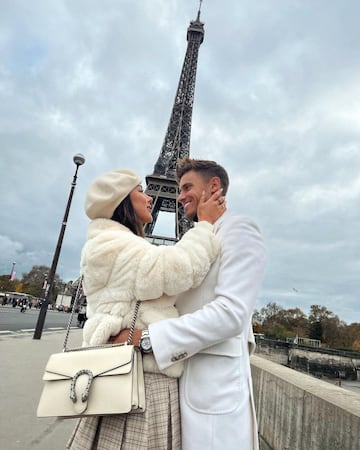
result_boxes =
[9,261,16,281]
[42,273,48,291]
[33,154,85,340]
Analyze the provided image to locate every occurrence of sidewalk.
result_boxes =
[0,330,83,450]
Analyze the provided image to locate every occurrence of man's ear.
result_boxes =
[210,176,221,193]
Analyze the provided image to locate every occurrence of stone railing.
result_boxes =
[251,355,360,450]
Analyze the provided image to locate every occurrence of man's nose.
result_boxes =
[178,192,185,204]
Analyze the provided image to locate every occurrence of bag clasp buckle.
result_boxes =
[70,369,94,403]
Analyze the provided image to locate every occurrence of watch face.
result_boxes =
[141,337,152,352]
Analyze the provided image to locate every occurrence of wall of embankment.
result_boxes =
[251,355,360,450]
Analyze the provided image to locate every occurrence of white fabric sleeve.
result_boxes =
[149,218,266,370]
[134,221,219,299]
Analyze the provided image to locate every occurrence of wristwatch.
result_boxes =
[139,329,152,354]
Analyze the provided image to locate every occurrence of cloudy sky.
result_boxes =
[1,0,359,324]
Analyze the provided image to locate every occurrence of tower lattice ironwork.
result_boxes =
[144,6,204,244]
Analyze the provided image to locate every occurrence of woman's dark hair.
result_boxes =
[111,195,145,237]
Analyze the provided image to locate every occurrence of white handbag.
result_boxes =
[37,279,145,418]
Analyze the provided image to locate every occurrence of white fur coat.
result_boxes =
[81,218,219,378]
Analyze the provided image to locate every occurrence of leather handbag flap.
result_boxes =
[43,345,134,381]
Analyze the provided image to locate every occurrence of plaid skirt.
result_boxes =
[67,372,180,450]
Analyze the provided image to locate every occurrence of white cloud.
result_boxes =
[1,0,360,324]
[293,176,360,215]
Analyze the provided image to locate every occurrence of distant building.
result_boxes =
[55,293,72,311]
[290,335,321,348]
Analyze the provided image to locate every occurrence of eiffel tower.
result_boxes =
[144,4,205,244]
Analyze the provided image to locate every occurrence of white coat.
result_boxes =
[149,210,267,450]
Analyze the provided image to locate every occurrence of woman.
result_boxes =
[67,168,224,450]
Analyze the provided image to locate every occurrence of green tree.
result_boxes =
[345,323,360,350]
[309,320,323,341]
[21,265,64,303]
[308,305,338,345]
[266,323,288,340]
[0,275,21,293]
[308,304,333,323]
[260,302,284,328]
[253,302,360,349]
[260,302,293,338]
[280,307,308,338]
[252,309,264,334]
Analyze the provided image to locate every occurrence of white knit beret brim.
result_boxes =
[85,169,142,219]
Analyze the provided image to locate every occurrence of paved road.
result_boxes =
[0,330,83,450]
[0,305,79,335]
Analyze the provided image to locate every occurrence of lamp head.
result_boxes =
[73,153,85,166]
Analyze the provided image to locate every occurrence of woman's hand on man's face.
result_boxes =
[197,188,226,224]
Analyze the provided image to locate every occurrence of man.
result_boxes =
[124,157,266,450]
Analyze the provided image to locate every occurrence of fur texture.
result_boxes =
[81,219,219,378]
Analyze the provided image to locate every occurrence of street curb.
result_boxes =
[0,327,80,340]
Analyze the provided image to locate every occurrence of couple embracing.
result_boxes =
[68,157,266,450]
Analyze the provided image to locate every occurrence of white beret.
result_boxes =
[85,169,142,219]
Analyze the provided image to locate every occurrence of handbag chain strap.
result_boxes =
[62,275,141,352]
[62,276,84,352]
[127,299,140,345]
